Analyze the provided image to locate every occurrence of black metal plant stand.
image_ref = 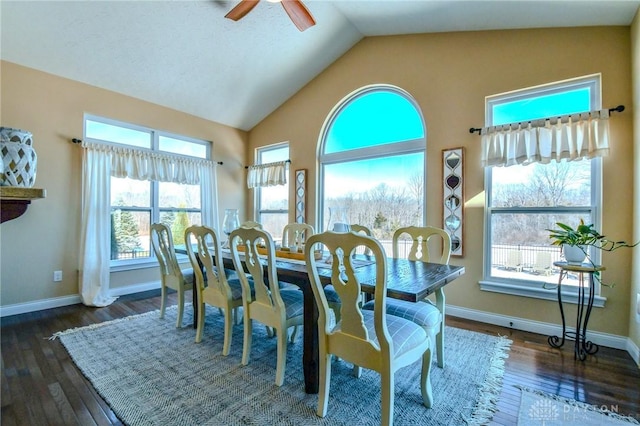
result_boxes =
[548,261,604,360]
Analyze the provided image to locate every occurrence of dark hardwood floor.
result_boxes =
[2,290,639,425]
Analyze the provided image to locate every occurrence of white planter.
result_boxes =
[563,244,587,265]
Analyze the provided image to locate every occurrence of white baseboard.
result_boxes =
[0,294,83,317]
[626,339,640,366]
[0,281,161,318]
[447,305,630,352]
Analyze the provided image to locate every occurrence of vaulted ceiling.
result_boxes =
[2,1,639,131]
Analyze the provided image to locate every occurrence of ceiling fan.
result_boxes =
[225,0,316,32]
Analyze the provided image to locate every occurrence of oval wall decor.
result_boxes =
[442,148,464,256]
[295,169,306,223]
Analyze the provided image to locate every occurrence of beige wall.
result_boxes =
[249,26,635,337]
[0,61,247,307]
[631,10,640,356]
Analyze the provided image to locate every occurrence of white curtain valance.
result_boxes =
[481,109,610,168]
[247,160,288,188]
[82,140,214,184]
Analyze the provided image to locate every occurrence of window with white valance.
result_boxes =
[480,109,610,168]
[480,74,610,304]
[254,144,290,237]
[79,116,218,307]
[246,160,288,188]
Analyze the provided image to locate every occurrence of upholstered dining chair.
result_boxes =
[184,225,248,355]
[363,226,451,368]
[304,231,433,425]
[150,223,194,328]
[350,223,374,255]
[229,226,304,386]
[350,223,373,236]
[280,222,341,326]
[281,222,314,249]
[240,220,263,229]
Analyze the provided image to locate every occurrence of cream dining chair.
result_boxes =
[350,223,374,255]
[281,222,343,324]
[240,220,263,229]
[281,222,314,249]
[305,231,433,425]
[363,226,451,368]
[350,223,373,236]
[184,225,248,355]
[150,223,194,328]
[229,226,304,386]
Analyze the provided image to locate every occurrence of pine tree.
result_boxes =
[171,209,190,245]
[110,213,119,260]
[113,207,142,256]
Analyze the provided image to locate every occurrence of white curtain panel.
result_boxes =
[79,145,118,307]
[246,161,287,188]
[200,162,219,231]
[481,110,610,167]
[79,141,219,307]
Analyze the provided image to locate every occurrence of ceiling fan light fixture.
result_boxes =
[225,0,315,32]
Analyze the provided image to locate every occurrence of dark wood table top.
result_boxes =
[270,255,465,302]
[176,245,464,301]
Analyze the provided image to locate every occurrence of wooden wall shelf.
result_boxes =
[0,187,46,223]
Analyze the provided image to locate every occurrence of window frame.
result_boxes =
[83,114,211,271]
[317,84,427,231]
[479,75,605,306]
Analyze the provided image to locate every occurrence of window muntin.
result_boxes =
[319,85,426,239]
[256,144,289,239]
[85,115,210,267]
[484,75,601,292]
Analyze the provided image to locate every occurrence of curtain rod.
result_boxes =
[468,104,625,135]
[70,138,223,164]
[245,159,291,169]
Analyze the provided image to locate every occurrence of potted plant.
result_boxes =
[548,219,638,286]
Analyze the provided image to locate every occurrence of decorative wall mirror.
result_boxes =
[443,147,464,256]
[295,169,306,223]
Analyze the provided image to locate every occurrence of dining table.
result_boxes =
[175,245,465,394]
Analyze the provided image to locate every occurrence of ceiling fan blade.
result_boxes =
[225,0,260,21]
[281,0,315,32]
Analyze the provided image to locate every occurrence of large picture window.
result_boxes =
[481,75,602,300]
[85,116,210,267]
[318,85,426,244]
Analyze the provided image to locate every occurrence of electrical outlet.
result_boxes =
[53,270,62,282]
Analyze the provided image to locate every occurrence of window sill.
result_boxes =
[479,279,606,308]
[110,255,190,273]
[110,259,158,273]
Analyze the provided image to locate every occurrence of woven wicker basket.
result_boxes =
[1,127,37,187]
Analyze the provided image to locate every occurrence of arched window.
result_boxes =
[318,85,426,239]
